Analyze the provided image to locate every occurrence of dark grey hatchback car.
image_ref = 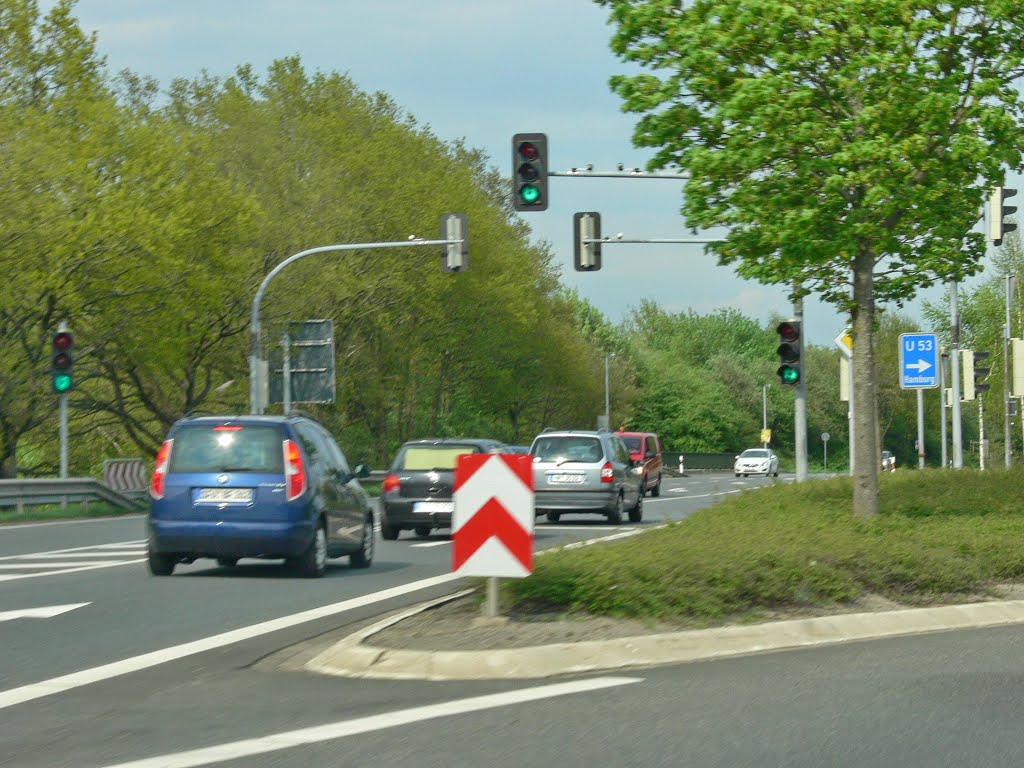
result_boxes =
[380,438,507,540]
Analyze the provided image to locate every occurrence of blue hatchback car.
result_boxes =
[147,414,374,578]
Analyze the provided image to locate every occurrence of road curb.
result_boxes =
[304,595,1024,681]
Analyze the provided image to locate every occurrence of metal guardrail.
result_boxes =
[0,478,146,514]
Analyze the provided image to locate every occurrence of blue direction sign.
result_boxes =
[899,333,939,389]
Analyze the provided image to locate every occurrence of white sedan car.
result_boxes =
[734,448,779,477]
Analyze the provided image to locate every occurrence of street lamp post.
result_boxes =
[604,353,616,428]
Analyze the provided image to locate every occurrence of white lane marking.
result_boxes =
[0,572,462,711]
[0,603,90,622]
[409,541,450,548]
[0,540,146,561]
[0,540,148,581]
[552,527,653,552]
[0,559,148,583]
[536,525,639,531]
[0,515,145,530]
[15,550,145,558]
[0,561,130,569]
[96,676,643,768]
[666,490,743,500]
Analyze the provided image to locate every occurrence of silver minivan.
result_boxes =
[529,429,643,524]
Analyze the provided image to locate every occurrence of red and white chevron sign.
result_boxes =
[452,454,534,577]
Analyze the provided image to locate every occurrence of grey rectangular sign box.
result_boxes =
[269,319,336,404]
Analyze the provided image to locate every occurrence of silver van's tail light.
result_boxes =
[149,439,173,499]
[600,461,614,483]
[283,439,307,501]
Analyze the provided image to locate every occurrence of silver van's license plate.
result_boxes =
[199,488,253,503]
[550,473,584,484]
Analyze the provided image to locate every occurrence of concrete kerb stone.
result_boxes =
[304,595,1024,682]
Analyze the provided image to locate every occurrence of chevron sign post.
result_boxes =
[452,454,534,578]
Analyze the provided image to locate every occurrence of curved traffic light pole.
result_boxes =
[249,236,462,414]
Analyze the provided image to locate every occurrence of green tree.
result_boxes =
[598,0,1024,516]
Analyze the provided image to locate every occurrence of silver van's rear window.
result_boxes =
[531,437,603,463]
[168,425,284,473]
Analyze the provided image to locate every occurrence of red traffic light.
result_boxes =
[53,332,73,351]
[776,321,799,342]
[518,141,539,161]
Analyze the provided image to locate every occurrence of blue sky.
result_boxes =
[54,0,997,348]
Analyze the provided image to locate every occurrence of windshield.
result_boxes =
[620,436,642,451]
[740,449,769,458]
[168,424,284,473]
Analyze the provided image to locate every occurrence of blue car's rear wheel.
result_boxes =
[290,523,327,578]
[148,548,175,576]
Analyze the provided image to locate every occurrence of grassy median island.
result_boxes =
[502,468,1024,627]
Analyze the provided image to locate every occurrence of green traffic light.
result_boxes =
[53,373,72,393]
[778,365,799,384]
[519,184,540,204]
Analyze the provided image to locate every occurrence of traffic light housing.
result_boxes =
[989,186,1018,246]
[573,212,602,271]
[776,321,801,385]
[974,351,991,396]
[440,213,468,272]
[512,133,548,211]
[51,331,74,393]
[961,349,990,401]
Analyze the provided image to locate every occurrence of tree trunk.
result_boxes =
[0,438,15,479]
[851,247,880,518]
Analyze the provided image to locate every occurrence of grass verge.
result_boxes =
[0,501,137,525]
[500,468,1024,626]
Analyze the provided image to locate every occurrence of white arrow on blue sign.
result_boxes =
[899,332,939,389]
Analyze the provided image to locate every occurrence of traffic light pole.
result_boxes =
[794,297,808,481]
[249,234,465,414]
[951,281,963,468]
[59,392,68,480]
[1005,274,1014,469]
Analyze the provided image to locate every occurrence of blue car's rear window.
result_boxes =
[169,424,285,473]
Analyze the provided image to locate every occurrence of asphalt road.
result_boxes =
[24,472,990,768]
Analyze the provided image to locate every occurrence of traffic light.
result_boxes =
[51,331,74,393]
[974,350,991,397]
[440,213,468,272]
[961,349,990,401]
[989,186,1018,246]
[512,133,548,211]
[776,321,801,385]
[573,212,601,271]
